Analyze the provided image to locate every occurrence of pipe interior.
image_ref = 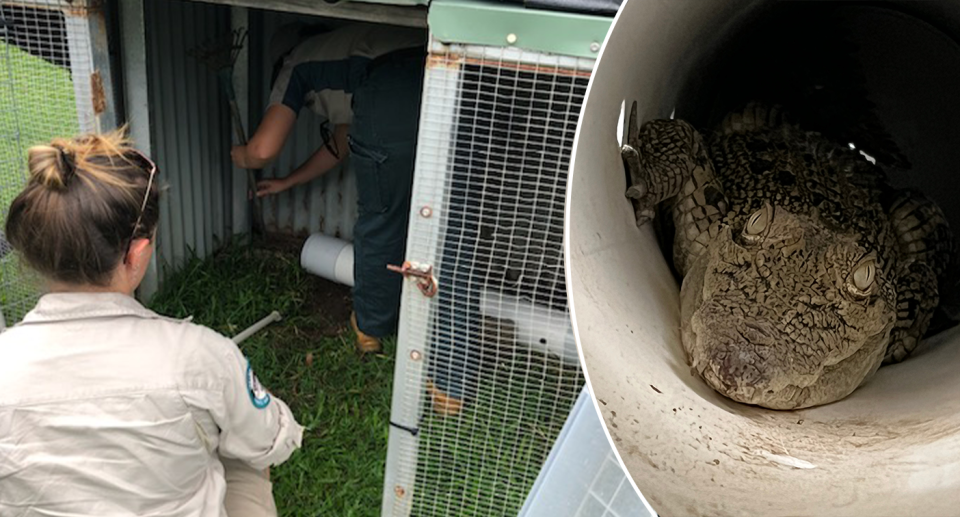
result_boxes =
[566,1,960,515]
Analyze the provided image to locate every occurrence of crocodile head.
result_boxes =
[680,203,897,409]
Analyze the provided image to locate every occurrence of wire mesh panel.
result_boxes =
[575,452,648,517]
[0,1,96,325]
[384,41,594,516]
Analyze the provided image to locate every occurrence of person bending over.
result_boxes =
[231,22,426,355]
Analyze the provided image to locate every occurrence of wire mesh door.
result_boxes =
[384,41,594,516]
[0,1,106,326]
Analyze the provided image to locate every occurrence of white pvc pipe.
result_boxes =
[565,1,960,516]
[479,289,580,366]
[300,233,354,287]
[232,310,282,344]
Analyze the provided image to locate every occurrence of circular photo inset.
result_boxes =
[565,1,960,515]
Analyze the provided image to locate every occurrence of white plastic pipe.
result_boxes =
[565,1,960,516]
[232,310,282,344]
[479,289,580,366]
[300,233,354,287]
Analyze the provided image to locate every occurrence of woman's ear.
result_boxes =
[125,237,153,269]
[119,237,154,296]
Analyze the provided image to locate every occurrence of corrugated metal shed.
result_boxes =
[138,2,370,287]
[255,11,360,239]
[258,108,358,239]
[143,0,233,272]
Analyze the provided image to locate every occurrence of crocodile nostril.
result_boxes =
[716,350,764,388]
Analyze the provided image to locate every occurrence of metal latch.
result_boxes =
[387,261,438,297]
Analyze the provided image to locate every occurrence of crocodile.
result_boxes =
[622,102,955,410]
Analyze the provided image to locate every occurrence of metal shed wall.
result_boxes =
[254,10,361,240]
[142,0,233,276]
[131,0,372,293]
[134,2,392,292]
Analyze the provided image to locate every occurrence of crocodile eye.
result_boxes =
[853,262,875,290]
[745,210,768,235]
[847,257,877,299]
[741,202,773,244]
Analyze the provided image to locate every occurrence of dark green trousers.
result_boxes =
[349,50,424,338]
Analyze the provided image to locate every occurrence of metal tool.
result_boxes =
[188,28,266,238]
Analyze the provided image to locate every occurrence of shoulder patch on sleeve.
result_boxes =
[246,361,272,409]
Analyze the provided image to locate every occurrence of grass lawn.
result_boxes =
[0,34,581,517]
[148,240,582,516]
[410,322,583,516]
[411,373,582,516]
[149,240,394,516]
[0,40,79,324]
[0,40,78,206]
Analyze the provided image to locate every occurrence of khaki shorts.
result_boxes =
[220,456,278,517]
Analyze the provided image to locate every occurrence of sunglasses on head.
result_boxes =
[126,148,158,254]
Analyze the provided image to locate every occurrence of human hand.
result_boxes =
[256,178,290,197]
[231,145,248,169]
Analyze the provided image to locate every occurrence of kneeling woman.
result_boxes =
[0,131,302,516]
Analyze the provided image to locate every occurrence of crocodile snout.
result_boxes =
[712,347,766,389]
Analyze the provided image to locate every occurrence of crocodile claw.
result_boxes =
[626,100,641,149]
[623,141,655,226]
[622,101,665,227]
[626,184,646,200]
[635,208,656,226]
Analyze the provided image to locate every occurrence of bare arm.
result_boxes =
[231,105,297,170]
[256,124,351,197]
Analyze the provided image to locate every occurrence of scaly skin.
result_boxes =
[623,102,954,409]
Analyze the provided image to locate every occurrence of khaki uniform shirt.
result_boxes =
[0,293,303,516]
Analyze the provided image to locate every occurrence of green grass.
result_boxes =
[148,242,583,516]
[0,41,79,206]
[0,41,80,323]
[149,243,395,516]
[411,330,583,516]
[0,35,583,514]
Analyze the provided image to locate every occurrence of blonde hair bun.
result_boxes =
[6,127,160,287]
[26,130,134,192]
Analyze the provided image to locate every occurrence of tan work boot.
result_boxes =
[427,380,464,417]
[350,312,382,354]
